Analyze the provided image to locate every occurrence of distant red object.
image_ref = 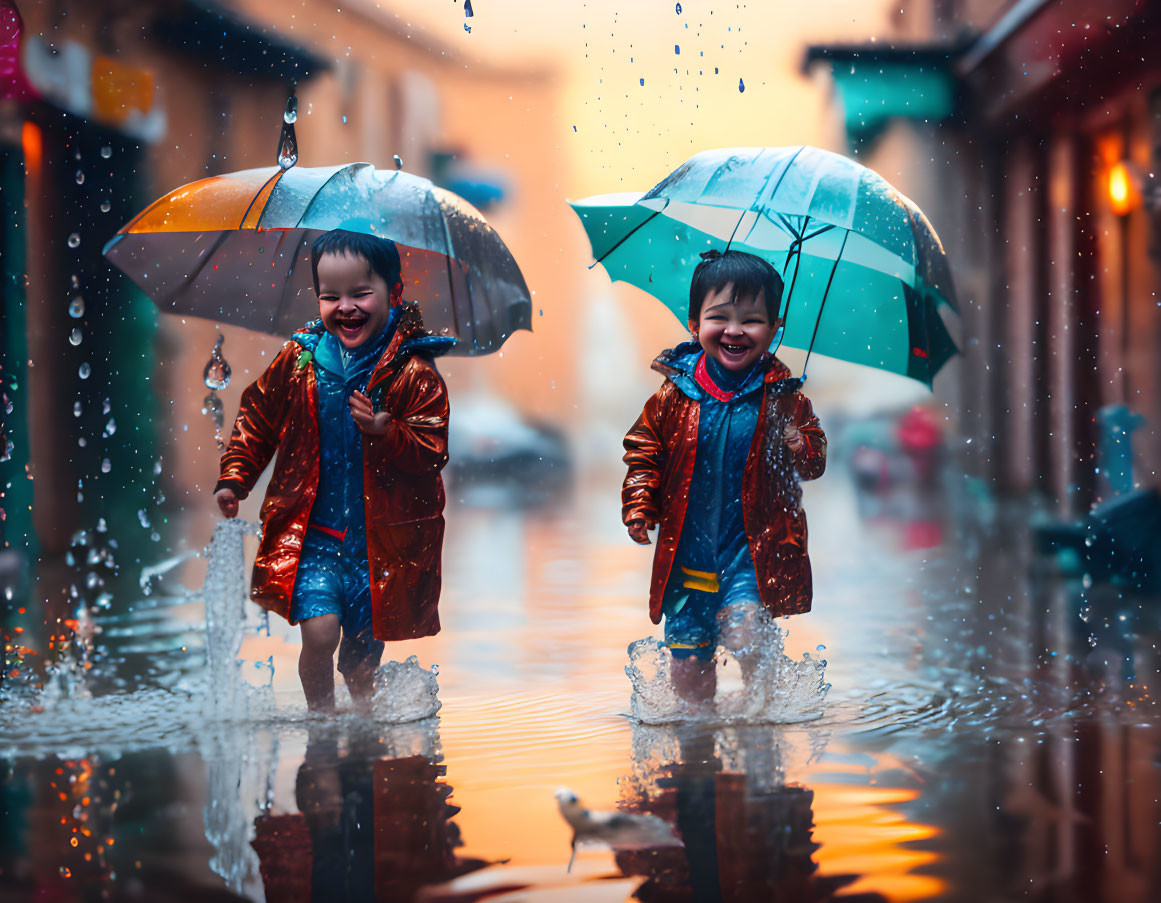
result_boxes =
[897,406,942,483]
[0,2,36,102]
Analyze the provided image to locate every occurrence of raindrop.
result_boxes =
[104,418,116,437]
[100,146,112,159]
[153,459,163,476]
[675,44,680,54]
[73,401,82,417]
[68,296,85,317]
[67,233,81,248]
[78,362,91,379]
[738,77,745,93]
[283,95,298,124]
[68,327,83,346]
[393,154,403,170]
[101,458,111,473]
[203,334,231,389]
[137,509,151,529]
[70,274,80,289]
[465,0,474,16]
[99,201,111,213]
[676,2,682,12]
[97,517,108,532]
[102,398,110,415]
[75,170,84,185]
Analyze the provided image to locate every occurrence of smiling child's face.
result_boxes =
[316,251,400,348]
[689,283,781,372]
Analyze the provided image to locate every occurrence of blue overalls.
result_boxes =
[662,351,765,660]
[290,310,398,676]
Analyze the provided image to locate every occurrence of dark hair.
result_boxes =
[688,249,784,323]
[310,229,402,295]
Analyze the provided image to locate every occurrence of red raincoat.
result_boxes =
[623,354,826,622]
[217,304,450,641]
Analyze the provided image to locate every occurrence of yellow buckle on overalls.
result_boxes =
[680,566,720,593]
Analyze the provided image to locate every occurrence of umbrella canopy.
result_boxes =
[104,162,532,355]
[570,146,958,385]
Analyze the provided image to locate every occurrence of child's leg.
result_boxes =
[337,629,384,711]
[670,651,716,704]
[299,613,341,710]
[664,594,717,705]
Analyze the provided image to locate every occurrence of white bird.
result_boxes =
[554,787,681,872]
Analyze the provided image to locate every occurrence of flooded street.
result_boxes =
[4,465,1158,902]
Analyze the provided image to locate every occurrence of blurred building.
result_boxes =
[0,0,569,579]
[805,0,1161,514]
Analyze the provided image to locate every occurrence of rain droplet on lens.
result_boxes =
[75,170,85,185]
[68,233,81,248]
[69,297,85,317]
[100,146,113,159]
[99,201,111,213]
[101,458,111,473]
[69,327,83,346]
[79,362,91,379]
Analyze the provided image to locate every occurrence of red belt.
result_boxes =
[310,523,347,542]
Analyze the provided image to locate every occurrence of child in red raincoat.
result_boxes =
[623,250,827,702]
[214,230,453,711]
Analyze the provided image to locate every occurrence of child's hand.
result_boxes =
[215,488,239,518]
[349,390,391,436]
[627,519,655,545]
[783,425,805,455]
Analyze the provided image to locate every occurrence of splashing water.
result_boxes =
[625,607,828,724]
[372,656,442,722]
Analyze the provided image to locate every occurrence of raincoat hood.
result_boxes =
[651,342,799,401]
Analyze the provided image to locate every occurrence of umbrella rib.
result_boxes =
[237,169,285,230]
[803,228,850,377]
[595,208,664,265]
[160,230,233,310]
[435,204,465,346]
[272,229,312,331]
[734,146,806,250]
[292,163,362,229]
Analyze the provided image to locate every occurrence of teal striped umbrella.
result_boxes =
[569,146,958,386]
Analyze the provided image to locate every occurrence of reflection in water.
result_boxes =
[606,722,882,902]
[250,720,487,902]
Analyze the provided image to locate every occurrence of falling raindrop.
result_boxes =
[137,509,151,528]
[100,458,111,473]
[99,201,111,213]
[465,0,474,17]
[738,77,745,93]
[68,327,82,346]
[153,459,163,476]
[394,154,403,170]
[100,145,112,159]
[78,362,91,379]
[277,95,299,170]
[75,170,84,185]
[676,2,682,12]
[103,418,116,437]
[67,233,81,248]
[68,296,85,317]
[73,401,82,417]
[283,95,298,124]
[102,398,110,415]
[203,334,231,389]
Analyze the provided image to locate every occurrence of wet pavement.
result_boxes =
[2,466,1160,902]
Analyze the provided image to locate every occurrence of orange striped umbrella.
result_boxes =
[103,162,531,355]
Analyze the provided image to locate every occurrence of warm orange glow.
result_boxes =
[20,120,41,177]
[1108,161,1137,216]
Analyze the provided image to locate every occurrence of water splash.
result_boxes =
[625,608,828,724]
[372,656,442,722]
[202,334,230,449]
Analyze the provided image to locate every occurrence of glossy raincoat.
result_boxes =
[217,303,452,642]
[623,346,827,622]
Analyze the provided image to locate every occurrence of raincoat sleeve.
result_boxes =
[216,344,298,499]
[791,392,827,481]
[622,387,669,525]
[368,358,449,475]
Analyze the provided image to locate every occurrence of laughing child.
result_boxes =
[214,230,453,712]
[622,250,827,703]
